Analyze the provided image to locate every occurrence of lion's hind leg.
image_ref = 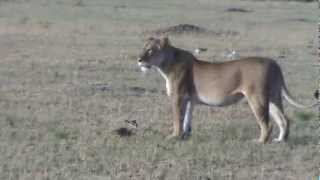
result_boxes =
[247,95,272,143]
[269,83,290,142]
[269,102,289,142]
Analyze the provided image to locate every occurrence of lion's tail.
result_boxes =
[282,84,318,109]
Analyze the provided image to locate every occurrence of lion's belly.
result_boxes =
[196,93,244,107]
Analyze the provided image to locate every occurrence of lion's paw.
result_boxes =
[272,138,283,143]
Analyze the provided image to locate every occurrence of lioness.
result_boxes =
[137,36,316,143]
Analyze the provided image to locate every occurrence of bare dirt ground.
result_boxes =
[0,0,319,179]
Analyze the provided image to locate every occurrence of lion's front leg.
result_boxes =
[171,96,183,137]
[171,94,192,139]
[182,100,193,138]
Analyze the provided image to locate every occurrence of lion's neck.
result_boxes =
[155,47,196,96]
[157,46,195,76]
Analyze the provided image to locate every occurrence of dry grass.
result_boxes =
[0,0,318,179]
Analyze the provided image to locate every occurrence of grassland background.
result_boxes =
[0,0,319,179]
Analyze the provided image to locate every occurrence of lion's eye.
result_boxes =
[147,49,153,55]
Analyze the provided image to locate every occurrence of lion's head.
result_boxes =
[137,36,171,72]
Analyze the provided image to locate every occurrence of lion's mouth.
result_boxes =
[138,62,151,72]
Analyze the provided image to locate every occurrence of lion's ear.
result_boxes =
[159,35,170,48]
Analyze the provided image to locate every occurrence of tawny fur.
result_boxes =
[137,37,316,143]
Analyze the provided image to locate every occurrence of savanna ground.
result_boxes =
[0,0,319,179]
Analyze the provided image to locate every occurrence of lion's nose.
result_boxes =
[137,58,142,62]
